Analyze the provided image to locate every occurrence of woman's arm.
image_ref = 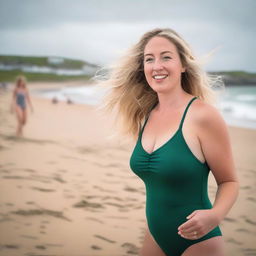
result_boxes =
[177,101,239,240]
[197,102,239,222]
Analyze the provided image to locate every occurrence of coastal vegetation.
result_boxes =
[0,55,255,85]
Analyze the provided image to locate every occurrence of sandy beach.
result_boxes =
[0,81,255,256]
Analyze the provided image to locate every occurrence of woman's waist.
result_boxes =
[146,196,213,209]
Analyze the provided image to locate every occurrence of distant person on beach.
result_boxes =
[98,28,239,256]
[52,96,59,104]
[11,75,34,137]
[66,97,73,104]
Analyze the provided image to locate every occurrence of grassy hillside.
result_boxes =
[211,70,256,78]
[0,55,97,82]
[0,55,255,84]
[0,70,90,82]
[0,55,97,69]
[210,71,256,85]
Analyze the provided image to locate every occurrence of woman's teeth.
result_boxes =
[153,75,168,79]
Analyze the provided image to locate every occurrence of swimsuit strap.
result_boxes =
[178,96,197,130]
[140,101,158,134]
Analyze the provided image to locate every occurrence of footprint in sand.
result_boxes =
[0,145,8,151]
[0,244,20,249]
[40,224,46,230]
[223,217,237,223]
[11,208,71,222]
[3,174,51,184]
[240,215,256,226]
[123,186,139,193]
[105,202,125,208]
[247,197,256,203]
[0,169,10,174]
[30,186,56,192]
[35,245,46,250]
[121,242,139,255]
[94,234,116,244]
[240,185,251,190]
[0,215,14,222]
[244,217,256,225]
[52,174,66,183]
[101,196,123,202]
[91,245,102,250]
[124,186,145,196]
[73,199,104,210]
[226,238,243,245]
[236,228,251,233]
[26,201,35,205]
[5,202,14,207]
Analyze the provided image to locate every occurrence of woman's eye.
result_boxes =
[145,58,153,62]
[163,56,171,60]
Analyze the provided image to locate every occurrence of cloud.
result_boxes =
[0,0,255,71]
[1,0,255,29]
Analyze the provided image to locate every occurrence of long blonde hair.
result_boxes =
[95,28,224,141]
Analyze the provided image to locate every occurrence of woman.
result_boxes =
[11,75,34,137]
[97,28,239,256]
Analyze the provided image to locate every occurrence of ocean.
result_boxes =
[32,85,256,130]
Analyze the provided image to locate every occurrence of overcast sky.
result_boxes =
[0,0,255,72]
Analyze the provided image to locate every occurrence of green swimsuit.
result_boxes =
[129,96,222,256]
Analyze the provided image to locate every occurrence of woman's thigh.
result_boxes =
[15,106,23,123]
[182,236,225,256]
[15,106,26,123]
[139,225,166,256]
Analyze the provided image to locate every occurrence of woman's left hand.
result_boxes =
[177,209,220,240]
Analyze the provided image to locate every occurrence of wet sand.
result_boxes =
[0,82,255,256]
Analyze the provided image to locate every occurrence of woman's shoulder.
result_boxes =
[191,97,226,129]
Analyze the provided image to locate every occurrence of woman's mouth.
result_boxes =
[152,75,168,81]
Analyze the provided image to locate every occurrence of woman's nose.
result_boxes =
[152,59,163,70]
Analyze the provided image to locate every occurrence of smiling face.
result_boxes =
[143,36,185,93]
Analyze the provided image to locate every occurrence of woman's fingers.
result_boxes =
[178,230,201,240]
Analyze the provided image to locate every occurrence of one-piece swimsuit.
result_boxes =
[129,96,222,256]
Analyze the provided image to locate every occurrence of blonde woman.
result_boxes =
[11,76,34,137]
[98,28,239,256]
